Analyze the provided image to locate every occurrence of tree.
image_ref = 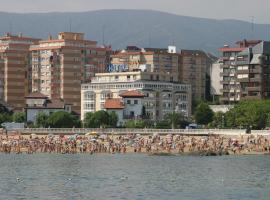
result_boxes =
[165,112,187,129]
[108,111,118,128]
[194,102,214,125]
[84,111,110,128]
[13,112,26,123]
[224,100,270,129]
[0,113,12,127]
[84,112,94,128]
[47,111,80,128]
[35,112,49,128]
[267,113,270,128]
[124,120,146,128]
[156,120,171,129]
[209,112,225,128]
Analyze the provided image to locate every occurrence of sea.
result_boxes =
[0,154,269,200]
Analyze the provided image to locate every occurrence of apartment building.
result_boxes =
[179,50,209,101]
[218,40,261,104]
[235,41,270,100]
[81,71,192,121]
[29,32,111,114]
[110,46,180,82]
[0,33,40,111]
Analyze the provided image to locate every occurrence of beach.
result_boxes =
[0,132,269,155]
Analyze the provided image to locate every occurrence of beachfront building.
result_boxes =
[25,92,71,123]
[110,46,180,81]
[218,39,261,104]
[235,41,270,100]
[210,60,223,101]
[179,50,211,101]
[81,71,192,122]
[103,90,145,126]
[29,32,111,114]
[0,33,40,111]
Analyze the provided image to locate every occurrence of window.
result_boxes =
[127,100,131,104]
[134,100,138,104]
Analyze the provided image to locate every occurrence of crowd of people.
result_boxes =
[0,133,270,155]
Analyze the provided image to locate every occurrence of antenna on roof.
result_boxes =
[102,25,105,45]
[249,16,255,39]
[9,21,13,34]
[148,32,151,47]
[69,18,72,32]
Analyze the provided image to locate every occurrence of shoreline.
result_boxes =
[0,133,270,156]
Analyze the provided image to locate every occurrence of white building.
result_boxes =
[25,92,72,124]
[210,60,223,98]
[103,90,145,126]
[81,71,192,121]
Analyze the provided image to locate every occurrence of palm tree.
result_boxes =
[165,112,184,129]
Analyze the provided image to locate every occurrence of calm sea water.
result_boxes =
[0,154,269,200]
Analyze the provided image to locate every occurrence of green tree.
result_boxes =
[194,102,214,125]
[92,110,110,128]
[156,120,171,129]
[267,113,270,127]
[84,112,94,128]
[0,113,12,127]
[108,111,118,128]
[47,111,80,128]
[35,112,49,128]
[224,100,270,129]
[210,112,225,128]
[165,112,187,129]
[124,120,146,128]
[13,112,26,123]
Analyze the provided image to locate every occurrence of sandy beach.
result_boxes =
[0,132,269,156]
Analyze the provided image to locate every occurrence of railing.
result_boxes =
[9,128,256,136]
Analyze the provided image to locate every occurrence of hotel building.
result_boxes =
[110,46,180,81]
[81,71,192,121]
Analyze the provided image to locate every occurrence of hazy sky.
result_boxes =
[0,0,269,23]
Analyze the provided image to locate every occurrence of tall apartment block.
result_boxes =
[29,32,111,114]
[235,41,270,100]
[179,50,209,101]
[218,40,261,104]
[110,46,180,82]
[0,33,39,111]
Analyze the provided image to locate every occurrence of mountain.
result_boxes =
[0,9,270,54]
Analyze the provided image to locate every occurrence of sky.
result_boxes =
[0,0,269,23]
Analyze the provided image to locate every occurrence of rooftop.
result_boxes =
[104,98,124,109]
[26,92,48,99]
[119,90,145,98]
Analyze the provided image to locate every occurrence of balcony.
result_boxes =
[220,71,230,76]
[237,69,249,74]
[245,87,262,92]
[241,95,262,100]
[250,68,261,73]
[220,88,229,93]
[220,80,229,84]
[250,77,261,82]
[237,78,249,82]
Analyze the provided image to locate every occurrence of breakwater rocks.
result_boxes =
[149,151,230,157]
